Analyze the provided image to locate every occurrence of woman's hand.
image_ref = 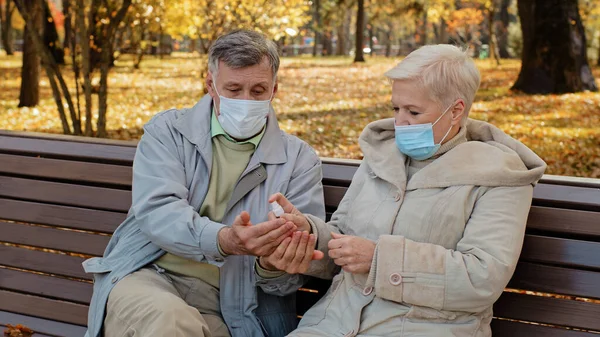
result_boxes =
[259,231,324,274]
[268,193,311,232]
[328,232,376,274]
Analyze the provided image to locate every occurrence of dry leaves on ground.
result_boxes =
[1,54,599,177]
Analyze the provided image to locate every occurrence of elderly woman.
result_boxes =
[257,44,547,336]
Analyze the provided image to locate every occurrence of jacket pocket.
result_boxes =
[298,273,345,327]
[82,257,113,274]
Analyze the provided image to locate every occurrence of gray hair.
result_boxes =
[208,30,280,81]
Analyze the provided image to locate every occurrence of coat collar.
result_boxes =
[173,94,287,165]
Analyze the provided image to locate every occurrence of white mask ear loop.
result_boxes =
[434,100,458,145]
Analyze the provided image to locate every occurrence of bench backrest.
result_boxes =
[1,130,600,337]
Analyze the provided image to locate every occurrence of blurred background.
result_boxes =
[1,0,599,177]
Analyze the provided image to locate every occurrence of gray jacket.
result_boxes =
[83,95,325,337]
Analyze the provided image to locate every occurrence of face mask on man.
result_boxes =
[394,101,456,161]
[213,82,273,140]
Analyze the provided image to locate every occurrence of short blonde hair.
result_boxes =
[385,44,481,116]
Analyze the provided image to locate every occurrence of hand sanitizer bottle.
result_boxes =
[270,201,284,218]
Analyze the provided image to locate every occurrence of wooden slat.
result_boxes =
[491,319,600,337]
[0,176,131,212]
[0,133,136,165]
[0,268,92,304]
[0,290,88,326]
[0,198,126,233]
[323,185,348,209]
[520,235,600,270]
[0,154,132,187]
[526,206,600,238]
[0,221,109,256]
[321,161,358,187]
[494,292,600,331]
[508,262,600,299]
[0,311,87,337]
[533,183,600,211]
[0,245,89,280]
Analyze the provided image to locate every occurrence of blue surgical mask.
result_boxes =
[394,103,454,160]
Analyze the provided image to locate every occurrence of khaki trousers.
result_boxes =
[103,266,231,337]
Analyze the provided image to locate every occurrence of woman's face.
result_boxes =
[392,79,465,145]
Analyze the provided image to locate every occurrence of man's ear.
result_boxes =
[450,100,466,126]
[206,72,216,98]
[271,81,278,99]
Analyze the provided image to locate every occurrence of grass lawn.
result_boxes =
[1,53,599,178]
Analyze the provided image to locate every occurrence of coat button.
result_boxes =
[389,273,402,285]
[394,193,402,202]
[111,276,119,284]
[362,286,373,296]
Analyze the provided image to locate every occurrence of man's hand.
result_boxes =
[328,232,376,274]
[218,211,297,256]
[268,193,311,232]
[259,231,324,274]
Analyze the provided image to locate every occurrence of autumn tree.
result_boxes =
[1,0,16,55]
[43,0,64,64]
[497,0,511,58]
[446,5,484,49]
[18,0,43,107]
[512,0,597,94]
[354,0,365,62]
[163,0,310,77]
[579,0,600,66]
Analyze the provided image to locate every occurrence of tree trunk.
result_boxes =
[498,0,510,58]
[1,0,15,55]
[439,18,448,44]
[134,23,147,69]
[96,0,132,137]
[421,10,428,46]
[14,0,78,134]
[322,31,333,56]
[44,0,64,64]
[354,0,365,62]
[512,0,597,94]
[368,25,374,55]
[597,33,600,66]
[77,0,93,136]
[385,24,392,57]
[488,2,500,66]
[19,0,43,107]
[312,0,321,57]
[190,38,196,53]
[63,0,71,51]
[336,22,346,55]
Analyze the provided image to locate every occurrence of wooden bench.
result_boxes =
[1,129,599,337]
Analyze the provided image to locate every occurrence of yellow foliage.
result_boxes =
[163,0,310,42]
[0,54,599,178]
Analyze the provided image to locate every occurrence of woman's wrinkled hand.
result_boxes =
[328,232,376,274]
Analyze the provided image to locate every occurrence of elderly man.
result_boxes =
[83,30,325,337]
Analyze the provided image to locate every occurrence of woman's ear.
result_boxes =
[450,100,466,126]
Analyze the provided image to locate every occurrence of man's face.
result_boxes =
[206,57,278,116]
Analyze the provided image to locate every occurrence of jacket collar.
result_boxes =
[173,94,287,165]
[359,117,547,191]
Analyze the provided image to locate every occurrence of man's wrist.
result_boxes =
[217,227,233,255]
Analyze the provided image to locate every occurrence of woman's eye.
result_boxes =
[409,110,420,116]
[392,107,400,112]
[228,88,241,92]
